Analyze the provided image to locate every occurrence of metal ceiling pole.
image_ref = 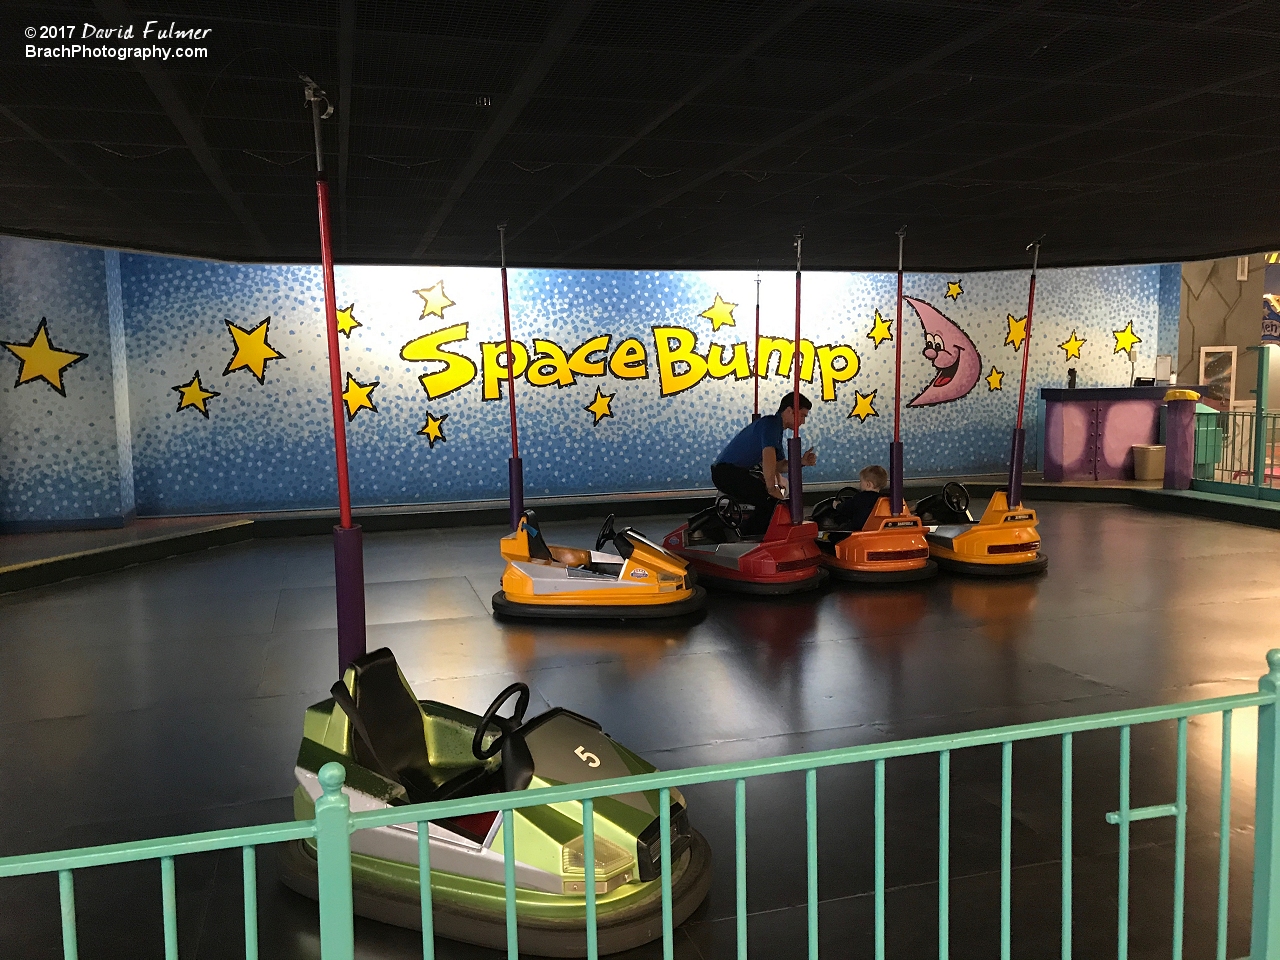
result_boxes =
[789,233,804,525]
[305,76,365,674]
[1008,237,1043,508]
[753,263,761,422]
[498,224,524,530]
[890,225,906,516]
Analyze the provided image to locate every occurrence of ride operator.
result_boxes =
[711,392,817,535]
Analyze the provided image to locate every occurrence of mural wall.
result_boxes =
[0,238,131,526]
[0,235,1174,522]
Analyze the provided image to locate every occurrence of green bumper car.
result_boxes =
[278,648,712,957]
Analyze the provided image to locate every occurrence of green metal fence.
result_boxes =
[6,650,1280,960]
[1194,409,1280,490]
[1192,344,1280,498]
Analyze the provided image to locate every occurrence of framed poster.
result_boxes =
[1199,346,1236,412]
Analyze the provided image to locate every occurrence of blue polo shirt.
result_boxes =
[715,415,785,468]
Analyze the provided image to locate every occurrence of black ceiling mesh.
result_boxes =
[1,0,1278,269]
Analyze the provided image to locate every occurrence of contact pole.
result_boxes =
[305,76,365,673]
[752,264,761,422]
[499,224,524,530]
[1007,238,1042,508]
[890,226,906,516]
[789,234,804,525]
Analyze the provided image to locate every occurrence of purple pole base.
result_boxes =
[1007,428,1026,507]
[788,436,803,525]
[508,456,525,530]
[333,523,366,675]
[889,440,904,516]
[1164,399,1196,490]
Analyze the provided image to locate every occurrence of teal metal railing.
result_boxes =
[1193,409,1280,490]
[1192,344,1280,498]
[7,650,1280,960]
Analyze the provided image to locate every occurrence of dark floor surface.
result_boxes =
[1,500,1276,959]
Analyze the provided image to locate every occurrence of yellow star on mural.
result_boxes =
[699,293,737,331]
[172,371,221,418]
[585,386,615,424]
[414,281,455,320]
[1005,314,1028,352]
[985,367,1004,391]
[1113,320,1142,356]
[866,310,893,349]
[1059,330,1086,361]
[341,373,379,421]
[2,318,88,395]
[418,410,449,448]
[223,317,284,383]
[945,280,963,300]
[335,303,361,337]
[848,389,878,422]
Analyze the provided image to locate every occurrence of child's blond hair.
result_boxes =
[860,464,889,491]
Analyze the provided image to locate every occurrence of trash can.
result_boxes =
[1132,444,1166,481]
[1193,403,1224,479]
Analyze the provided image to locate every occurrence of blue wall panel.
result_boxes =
[0,235,1171,521]
[0,238,124,525]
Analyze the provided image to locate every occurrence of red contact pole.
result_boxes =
[316,183,351,526]
[890,226,906,516]
[788,233,804,525]
[1007,237,1043,508]
[498,225,524,530]
[305,76,365,674]
[752,264,761,422]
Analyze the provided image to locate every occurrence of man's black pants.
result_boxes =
[711,462,783,536]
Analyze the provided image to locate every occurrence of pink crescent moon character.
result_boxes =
[905,297,982,407]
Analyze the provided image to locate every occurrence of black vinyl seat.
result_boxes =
[521,509,555,561]
[332,648,494,804]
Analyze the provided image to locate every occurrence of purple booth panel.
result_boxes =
[1163,399,1196,490]
[1099,400,1161,480]
[1044,400,1097,481]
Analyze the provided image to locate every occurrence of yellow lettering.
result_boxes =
[757,336,816,381]
[568,334,611,377]
[816,344,860,401]
[527,338,574,388]
[609,338,649,379]
[707,342,752,380]
[653,326,709,397]
[400,322,477,400]
[480,341,530,401]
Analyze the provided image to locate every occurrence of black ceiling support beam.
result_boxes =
[678,0,1270,266]
[0,105,106,192]
[93,0,272,257]
[337,0,356,253]
[501,1,820,253]
[547,0,1051,262]
[410,0,596,260]
[0,104,173,244]
[703,3,1273,267]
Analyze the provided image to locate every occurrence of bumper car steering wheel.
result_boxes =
[715,496,745,529]
[942,481,970,515]
[595,514,617,551]
[472,682,531,760]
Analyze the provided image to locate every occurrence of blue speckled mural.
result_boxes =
[119,255,1161,514]
[0,234,1170,521]
[1158,263,1183,363]
[0,238,128,526]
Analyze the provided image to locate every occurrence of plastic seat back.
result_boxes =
[521,509,555,561]
[348,649,433,791]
